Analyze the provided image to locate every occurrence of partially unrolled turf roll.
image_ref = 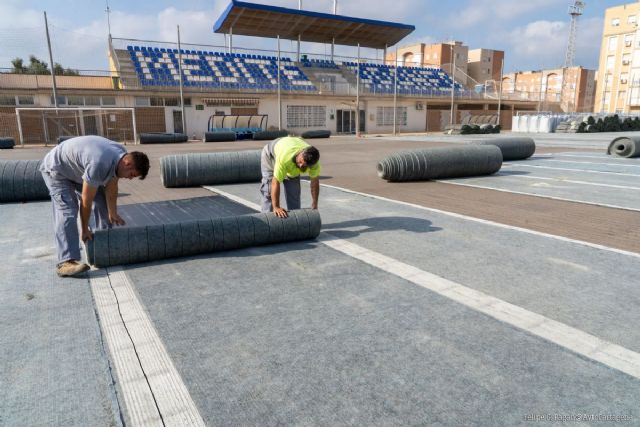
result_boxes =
[0,137,15,149]
[607,136,640,158]
[86,209,321,267]
[377,145,502,182]
[204,132,237,142]
[160,150,262,188]
[140,133,188,144]
[473,137,535,160]
[0,160,49,203]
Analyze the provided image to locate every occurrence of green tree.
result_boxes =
[9,56,80,76]
[11,57,27,73]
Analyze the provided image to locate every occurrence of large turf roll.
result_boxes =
[0,160,49,203]
[607,136,640,158]
[160,150,262,188]
[86,209,321,267]
[253,130,288,140]
[204,132,237,142]
[377,145,503,182]
[140,133,188,144]
[0,137,15,149]
[301,130,331,139]
[472,137,536,160]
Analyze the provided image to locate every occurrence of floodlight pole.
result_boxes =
[177,25,186,135]
[497,58,504,126]
[355,43,360,137]
[450,43,455,125]
[44,12,58,109]
[277,35,282,130]
[298,0,302,62]
[393,45,398,136]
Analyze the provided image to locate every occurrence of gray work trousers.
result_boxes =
[260,142,301,213]
[41,172,110,264]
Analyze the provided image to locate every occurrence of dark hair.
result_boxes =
[302,146,320,166]
[129,151,150,180]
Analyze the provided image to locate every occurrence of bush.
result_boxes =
[587,116,595,125]
[577,122,587,133]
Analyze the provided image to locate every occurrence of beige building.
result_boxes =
[468,48,504,87]
[595,2,640,113]
[502,67,596,112]
[386,42,469,86]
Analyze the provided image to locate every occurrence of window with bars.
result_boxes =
[286,105,326,128]
[376,107,407,126]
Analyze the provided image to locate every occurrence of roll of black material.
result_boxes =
[473,137,535,160]
[160,150,262,188]
[301,130,331,139]
[0,137,15,149]
[140,133,189,144]
[253,130,288,140]
[0,160,49,203]
[86,209,321,267]
[377,145,503,182]
[607,136,640,158]
[204,132,237,142]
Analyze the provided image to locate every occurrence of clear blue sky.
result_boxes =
[0,0,629,73]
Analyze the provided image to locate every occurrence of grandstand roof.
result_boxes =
[213,0,414,49]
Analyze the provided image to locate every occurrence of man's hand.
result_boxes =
[274,207,288,218]
[81,227,93,242]
[109,211,126,226]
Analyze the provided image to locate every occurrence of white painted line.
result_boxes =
[493,173,640,191]
[503,163,640,177]
[556,153,640,162]
[541,159,640,169]
[435,179,640,213]
[305,182,640,259]
[204,187,640,380]
[90,267,206,427]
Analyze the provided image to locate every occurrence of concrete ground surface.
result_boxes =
[1,131,639,426]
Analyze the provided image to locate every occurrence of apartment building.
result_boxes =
[386,42,469,86]
[595,2,640,113]
[502,66,596,112]
[467,48,504,87]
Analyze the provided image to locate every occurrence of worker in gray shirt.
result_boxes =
[40,136,150,277]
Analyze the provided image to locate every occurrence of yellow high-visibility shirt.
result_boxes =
[273,137,321,182]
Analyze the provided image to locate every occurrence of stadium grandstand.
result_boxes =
[0,0,546,145]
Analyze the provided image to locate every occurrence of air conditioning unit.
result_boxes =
[415,101,424,110]
[623,60,630,65]
[621,79,628,84]
[626,41,633,47]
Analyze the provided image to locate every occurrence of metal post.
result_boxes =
[497,58,504,126]
[383,45,388,65]
[229,27,233,54]
[393,45,398,135]
[297,34,301,62]
[355,43,360,137]
[450,44,455,125]
[177,25,186,135]
[331,38,335,62]
[16,109,24,147]
[334,0,338,14]
[277,35,282,130]
[538,72,544,113]
[44,12,58,108]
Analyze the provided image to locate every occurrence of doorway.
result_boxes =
[336,109,365,134]
[173,110,184,133]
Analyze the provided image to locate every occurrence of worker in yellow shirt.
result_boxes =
[260,136,320,218]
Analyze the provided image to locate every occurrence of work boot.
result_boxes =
[56,260,90,277]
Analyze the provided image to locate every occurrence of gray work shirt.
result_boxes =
[40,136,126,187]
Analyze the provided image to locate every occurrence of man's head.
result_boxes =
[117,151,150,179]
[295,146,320,172]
